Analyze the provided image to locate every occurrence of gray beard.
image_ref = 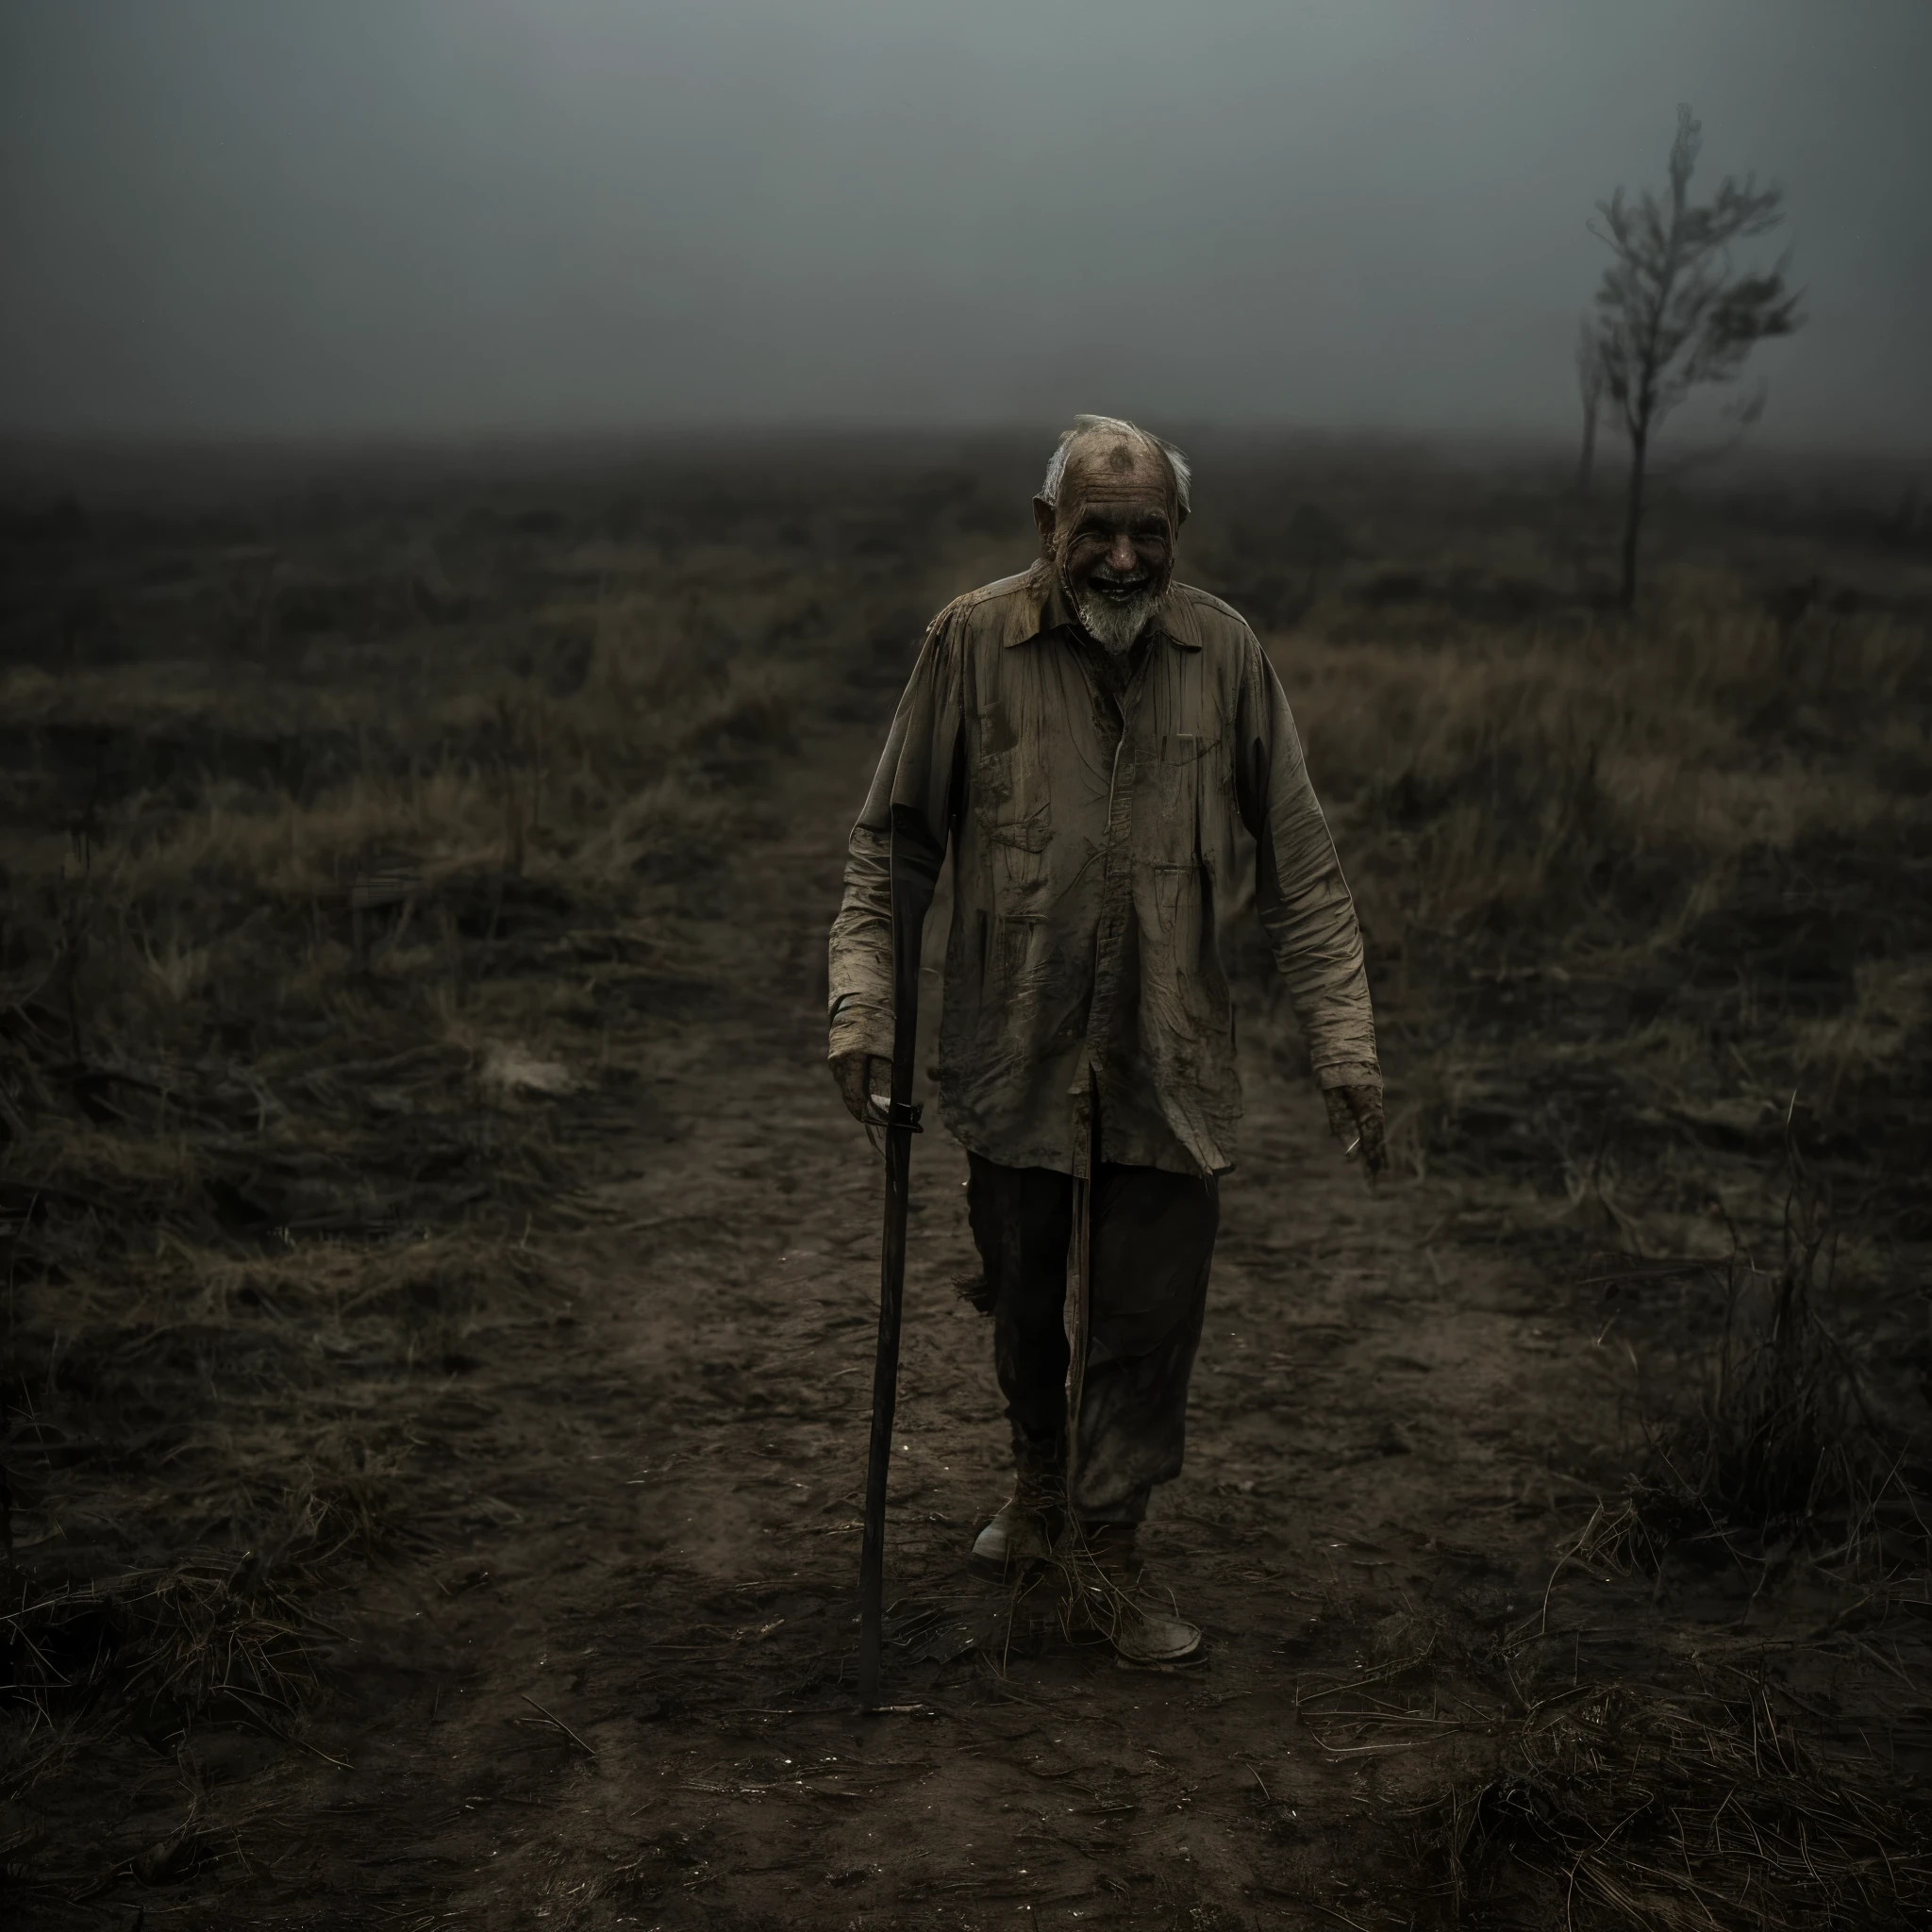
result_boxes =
[1070,579,1162,655]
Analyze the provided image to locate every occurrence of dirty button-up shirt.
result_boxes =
[826,566,1379,1178]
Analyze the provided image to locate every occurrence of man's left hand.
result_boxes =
[1323,1084,1387,1180]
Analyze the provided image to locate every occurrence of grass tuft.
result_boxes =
[1427,1669,1932,1930]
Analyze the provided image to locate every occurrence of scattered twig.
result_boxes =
[517,1691,596,1759]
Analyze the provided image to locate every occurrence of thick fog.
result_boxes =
[2,1,1927,449]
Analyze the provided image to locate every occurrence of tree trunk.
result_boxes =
[1576,399,1599,499]
[1619,426,1647,608]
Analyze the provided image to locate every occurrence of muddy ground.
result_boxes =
[3,437,1930,1927]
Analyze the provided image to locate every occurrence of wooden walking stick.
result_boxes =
[857,810,940,1708]
[1064,1073,1096,1512]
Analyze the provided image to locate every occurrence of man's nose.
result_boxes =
[1108,532,1140,575]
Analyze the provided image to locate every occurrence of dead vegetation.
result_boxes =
[1263,567,1930,1203]
[1206,444,1932,1928]
[1429,1662,1932,1930]
[0,438,1927,1923]
[1579,1139,1923,1578]
[0,448,974,1908]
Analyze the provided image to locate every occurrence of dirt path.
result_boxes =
[170,677,1638,1932]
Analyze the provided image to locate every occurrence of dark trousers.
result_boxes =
[966,1155,1219,1524]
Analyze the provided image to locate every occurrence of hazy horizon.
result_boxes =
[4,3,1928,455]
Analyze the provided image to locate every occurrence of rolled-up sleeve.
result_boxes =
[1235,636,1380,1091]
[826,608,962,1063]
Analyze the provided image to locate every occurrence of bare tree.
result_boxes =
[1591,105,1803,607]
[1574,320,1605,499]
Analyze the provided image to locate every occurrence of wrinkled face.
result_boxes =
[1039,441,1176,598]
[1034,438,1180,651]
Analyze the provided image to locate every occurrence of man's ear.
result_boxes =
[1032,496,1057,558]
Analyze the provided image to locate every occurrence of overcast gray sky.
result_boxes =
[2,1,1926,449]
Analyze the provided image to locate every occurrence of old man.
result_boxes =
[826,417,1383,1663]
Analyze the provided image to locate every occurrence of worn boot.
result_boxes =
[970,1469,1063,1575]
[1074,1524,1203,1666]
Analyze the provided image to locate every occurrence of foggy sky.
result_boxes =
[3,1,1928,450]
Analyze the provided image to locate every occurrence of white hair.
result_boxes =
[1039,414,1192,516]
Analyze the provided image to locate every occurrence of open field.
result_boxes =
[2,433,1930,1927]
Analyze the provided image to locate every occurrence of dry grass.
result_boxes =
[1278,593,1916,942]
[1583,1143,1919,1576]
[0,452,1005,1899]
[1428,1665,1932,1930]
[1,439,1927,1919]
[1203,456,1932,1926]
[0,465,875,1824]
[1235,555,1932,1266]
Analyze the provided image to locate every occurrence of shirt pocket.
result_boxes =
[975,746,1055,908]
[1141,732,1207,869]
[991,910,1044,994]
[1149,863,1203,954]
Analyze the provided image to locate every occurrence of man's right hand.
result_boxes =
[831,1050,892,1124]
